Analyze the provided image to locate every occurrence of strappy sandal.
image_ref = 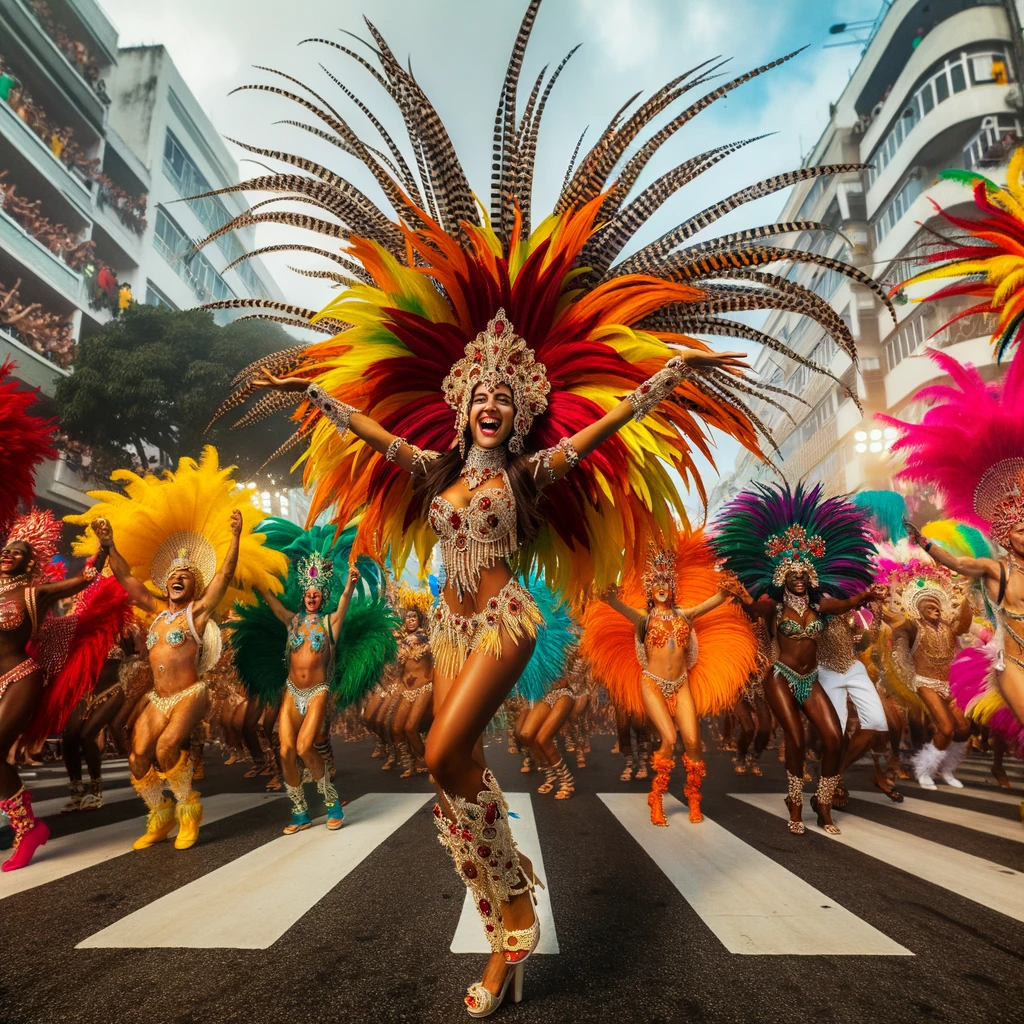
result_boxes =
[784,797,805,835]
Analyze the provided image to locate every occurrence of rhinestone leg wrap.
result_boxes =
[785,770,805,835]
[649,753,674,826]
[815,773,842,835]
[682,755,706,823]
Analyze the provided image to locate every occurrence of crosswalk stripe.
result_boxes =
[600,793,910,956]
[451,792,559,955]
[0,793,277,901]
[848,792,1024,843]
[901,781,1024,806]
[76,793,429,949]
[27,770,134,792]
[732,793,1024,924]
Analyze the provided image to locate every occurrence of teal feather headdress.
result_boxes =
[851,490,907,544]
[515,573,577,702]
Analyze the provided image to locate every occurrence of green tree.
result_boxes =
[55,304,299,476]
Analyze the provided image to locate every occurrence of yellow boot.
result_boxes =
[173,791,203,850]
[133,797,176,850]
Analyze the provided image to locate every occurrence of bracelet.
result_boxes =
[385,437,405,463]
[305,383,358,435]
[529,437,582,484]
[83,565,98,581]
[627,357,691,421]
[923,540,933,552]
[384,436,438,476]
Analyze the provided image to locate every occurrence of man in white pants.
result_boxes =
[817,613,902,801]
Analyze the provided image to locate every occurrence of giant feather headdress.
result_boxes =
[193,1,888,596]
[66,446,287,611]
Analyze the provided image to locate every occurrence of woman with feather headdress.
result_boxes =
[77,448,286,853]
[712,483,884,836]
[194,0,889,1010]
[585,533,754,826]
[388,583,434,779]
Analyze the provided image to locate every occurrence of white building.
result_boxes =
[710,0,1016,510]
[0,0,281,520]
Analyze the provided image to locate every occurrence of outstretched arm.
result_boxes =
[681,591,729,622]
[35,546,110,611]
[600,585,646,627]
[92,519,157,613]
[258,586,294,626]
[905,521,1001,581]
[329,567,361,638]
[195,510,242,620]
[743,596,778,620]
[252,369,439,478]
[526,347,749,487]
[819,585,888,616]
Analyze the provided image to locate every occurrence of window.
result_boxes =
[146,282,177,310]
[153,207,235,305]
[884,313,928,372]
[867,45,1012,188]
[872,174,924,246]
[162,129,271,300]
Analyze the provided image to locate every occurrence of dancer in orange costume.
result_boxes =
[584,534,755,825]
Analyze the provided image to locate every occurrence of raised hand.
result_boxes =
[667,346,750,373]
[346,566,361,592]
[91,518,113,548]
[229,509,243,537]
[252,366,311,392]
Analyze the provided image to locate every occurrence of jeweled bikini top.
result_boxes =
[288,613,330,654]
[147,604,203,657]
[646,610,691,650]
[776,613,825,640]
[427,446,517,597]
[398,630,431,663]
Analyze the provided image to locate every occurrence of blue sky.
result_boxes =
[100,0,881,510]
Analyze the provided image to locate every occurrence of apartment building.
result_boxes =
[0,0,281,518]
[710,0,1015,510]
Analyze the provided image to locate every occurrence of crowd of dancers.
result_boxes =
[4,2,1024,1016]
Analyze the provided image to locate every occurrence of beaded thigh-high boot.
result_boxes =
[160,751,202,850]
[648,753,674,826]
[434,769,541,1016]
[682,755,706,823]
[785,770,805,835]
[0,788,49,871]
[131,766,175,850]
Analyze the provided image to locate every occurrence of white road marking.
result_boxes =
[848,791,1024,843]
[27,788,139,819]
[601,793,910,956]
[451,792,559,954]
[0,793,277,900]
[26,770,133,792]
[77,793,429,949]
[732,793,1024,924]
[901,781,1024,806]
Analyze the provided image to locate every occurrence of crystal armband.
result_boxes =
[306,384,358,435]
[384,436,439,476]
[627,356,691,421]
[529,437,582,484]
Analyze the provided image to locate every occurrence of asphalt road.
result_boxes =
[2,739,1022,1024]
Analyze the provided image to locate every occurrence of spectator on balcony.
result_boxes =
[118,282,133,313]
[97,263,116,301]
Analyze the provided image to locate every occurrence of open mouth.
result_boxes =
[478,416,502,437]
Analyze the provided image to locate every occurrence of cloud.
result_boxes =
[576,0,664,71]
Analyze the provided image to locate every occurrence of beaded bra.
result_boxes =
[288,613,330,654]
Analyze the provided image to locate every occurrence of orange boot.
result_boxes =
[683,754,707,823]
[648,753,673,826]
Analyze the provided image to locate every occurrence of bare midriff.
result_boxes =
[439,561,512,619]
[644,616,689,681]
[776,618,819,676]
[289,643,329,689]
[148,626,200,697]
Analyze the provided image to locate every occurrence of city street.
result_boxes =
[2,740,1021,1024]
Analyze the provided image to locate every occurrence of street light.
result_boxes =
[869,441,883,453]
[855,442,868,453]
[869,429,882,441]
[854,430,868,442]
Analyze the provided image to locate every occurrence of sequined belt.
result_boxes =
[430,578,542,678]
[147,681,207,717]
[910,673,951,700]
[542,685,573,708]
[773,661,817,705]
[402,681,433,703]
[287,678,330,716]
[0,658,39,700]
[642,669,686,701]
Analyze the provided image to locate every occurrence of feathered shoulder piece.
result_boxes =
[711,482,873,598]
[66,446,287,612]
[878,349,1024,547]
[891,147,1024,363]
[582,530,754,716]
[191,1,888,597]
[0,359,56,535]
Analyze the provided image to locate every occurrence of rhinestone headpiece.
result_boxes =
[880,558,959,620]
[441,309,550,456]
[642,546,676,595]
[974,457,1024,546]
[151,530,217,596]
[4,508,62,583]
[298,551,334,603]
[766,524,825,587]
[397,582,433,621]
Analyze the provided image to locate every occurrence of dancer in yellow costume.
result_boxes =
[69,448,286,851]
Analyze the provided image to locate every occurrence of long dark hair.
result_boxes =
[411,436,544,546]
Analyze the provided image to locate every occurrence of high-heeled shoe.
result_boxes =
[464,962,525,1018]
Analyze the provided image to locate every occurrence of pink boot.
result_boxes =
[1,788,50,871]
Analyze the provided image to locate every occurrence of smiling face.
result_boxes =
[304,588,324,613]
[0,540,32,578]
[784,569,811,595]
[166,568,197,603]
[650,582,675,608]
[917,595,942,623]
[468,383,514,449]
